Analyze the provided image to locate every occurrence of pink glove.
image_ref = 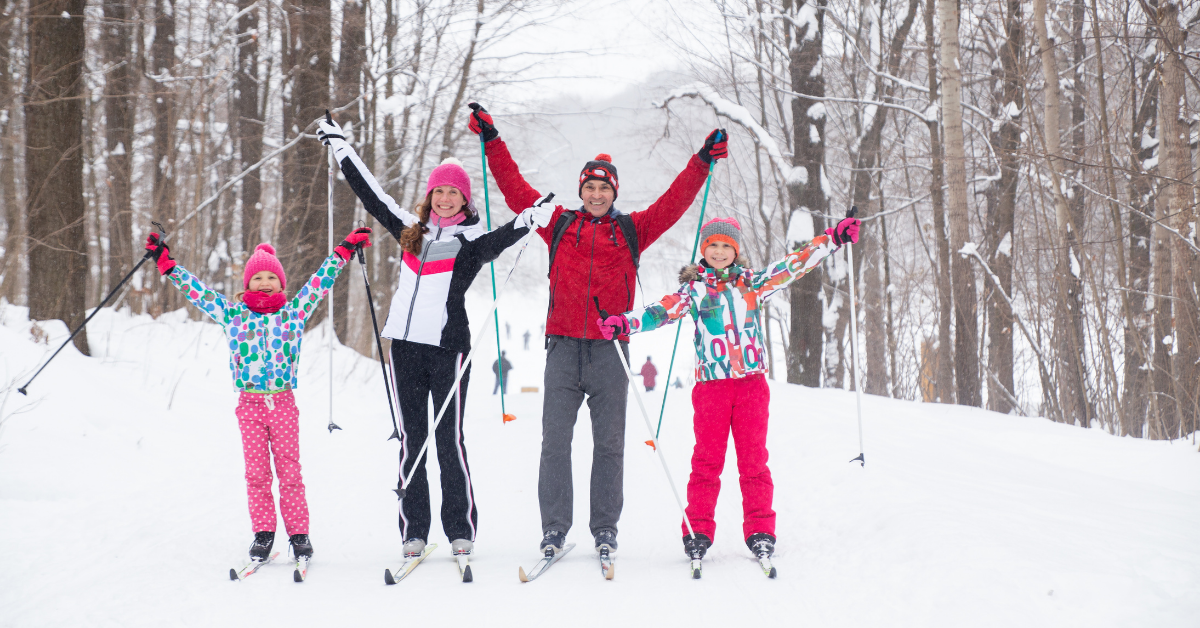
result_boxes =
[144,233,176,275]
[335,227,373,260]
[825,216,860,246]
[597,314,630,340]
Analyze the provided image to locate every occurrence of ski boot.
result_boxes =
[594,529,618,554]
[402,538,426,558]
[451,539,474,556]
[746,532,775,557]
[539,530,567,555]
[683,533,712,559]
[289,534,313,559]
[249,531,275,561]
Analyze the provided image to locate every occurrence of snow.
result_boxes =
[996,232,1012,257]
[2,294,1199,627]
[807,103,827,120]
[958,242,979,257]
[111,141,126,156]
[660,84,790,183]
[786,209,814,245]
[795,3,819,41]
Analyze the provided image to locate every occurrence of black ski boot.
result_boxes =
[594,529,618,554]
[289,534,313,559]
[539,530,567,554]
[249,531,275,561]
[683,533,712,559]
[746,532,775,557]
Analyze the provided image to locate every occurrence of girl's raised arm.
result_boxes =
[145,233,232,325]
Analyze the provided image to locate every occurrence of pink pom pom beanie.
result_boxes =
[425,157,473,212]
[244,243,287,290]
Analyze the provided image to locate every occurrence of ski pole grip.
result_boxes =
[847,205,858,219]
[537,192,555,206]
[326,109,333,125]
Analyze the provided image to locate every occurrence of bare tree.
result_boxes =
[102,0,135,284]
[330,0,364,339]
[25,0,88,353]
[235,0,263,255]
[0,0,22,304]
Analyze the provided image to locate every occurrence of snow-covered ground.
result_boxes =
[1,294,1198,628]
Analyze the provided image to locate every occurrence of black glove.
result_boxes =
[468,103,499,143]
[698,129,728,165]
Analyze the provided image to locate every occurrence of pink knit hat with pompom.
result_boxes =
[425,157,473,209]
[244,243,287,290]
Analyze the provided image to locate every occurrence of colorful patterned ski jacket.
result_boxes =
[167,254,346,392]
[625,235,838,382]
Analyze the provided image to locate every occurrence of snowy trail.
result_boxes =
[1,300,1198,627]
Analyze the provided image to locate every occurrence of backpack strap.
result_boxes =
[614,213,640,270]
[546,211,579,278]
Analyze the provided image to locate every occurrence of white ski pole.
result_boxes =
[843,206,865,466]
[394,194,553,499]
[325,112,341,433]
[609,334,697,539]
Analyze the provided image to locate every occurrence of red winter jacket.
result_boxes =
[484,138,710,341]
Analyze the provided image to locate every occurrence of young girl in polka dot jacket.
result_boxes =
[598,215,859,564]
[144,227,372,564]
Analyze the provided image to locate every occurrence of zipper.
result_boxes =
[580,223,598,339]
[402,224,440,341]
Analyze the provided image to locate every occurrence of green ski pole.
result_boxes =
[478,133,513,422]
[654,160,716,440]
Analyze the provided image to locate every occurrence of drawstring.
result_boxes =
[264,393,275,412]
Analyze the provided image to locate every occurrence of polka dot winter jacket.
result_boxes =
[167,253,347,392]
[624,234,838,383]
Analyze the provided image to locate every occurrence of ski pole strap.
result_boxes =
[654,162,715,438]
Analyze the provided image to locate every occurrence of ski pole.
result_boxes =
[655,152,720,440]
[598,300,695,539]
[471,103,510,422]
[325,110,341,433]
[18,222,167,395]
[355,245,401,440]
[843,206,865,467]
[394,193,554,499]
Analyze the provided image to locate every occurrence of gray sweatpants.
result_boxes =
[539,335,629,539]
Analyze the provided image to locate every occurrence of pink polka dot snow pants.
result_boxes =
[235,390,309,536]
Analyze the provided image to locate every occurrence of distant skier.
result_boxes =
[144,226,372,565]
[673,377,684,389]
[318,117,554,563]
[493,351,514,395]
[599,214,860,563]
[523,329,531,350]
[639,356,658,392]
[468,102,728,558]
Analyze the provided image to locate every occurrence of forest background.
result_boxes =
[2,0,1199,443]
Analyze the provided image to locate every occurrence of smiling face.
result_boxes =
[248,271,282,294]
[429,185,466,218]
[580,180,615,217]
[703,241,737,270]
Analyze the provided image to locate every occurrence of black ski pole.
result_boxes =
[356,246,401,440]
[19,222,167,395]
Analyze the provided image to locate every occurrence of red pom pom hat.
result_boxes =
[244,243,287,290]
[579,153,619,199]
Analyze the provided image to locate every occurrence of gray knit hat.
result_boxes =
[700,217,742,256]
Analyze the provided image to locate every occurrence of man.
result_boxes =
[492,351,513,395]
[467,103,728,556]
[523,329,531,350]
[640,356,658,392]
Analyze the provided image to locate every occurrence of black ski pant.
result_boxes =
[390,340,478,543]
[539,336,628,540]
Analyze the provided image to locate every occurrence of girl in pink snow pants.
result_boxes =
[600,214,860,562]
[145,227,372,562]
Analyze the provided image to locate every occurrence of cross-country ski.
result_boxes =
[518,543,575,582]
[384,544,438,585]
[229,552,280,581]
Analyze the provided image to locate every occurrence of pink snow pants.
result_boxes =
[235,390,309,536]
[682,374,775,542]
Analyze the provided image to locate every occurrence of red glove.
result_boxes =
[335,227,373,260]
[826,217,860,246]
[597,314,630,340]
[467,103,499,142]
[698,129,728,164]
[144,233,176,275]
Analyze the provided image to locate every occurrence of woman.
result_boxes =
[317,119,553,561]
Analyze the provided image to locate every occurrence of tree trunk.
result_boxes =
[938,0,980,406]
[102,0,134,282]
[784,0,827,388]
[25,0,88,353]
[0,0,23,304]
[1158,1,1196,439]
[330,0,365,341]
[985,0,1022,414]
[278,0,331,325]
[925,0,953,404]
[150,0,175,314]
[235,0,262,255]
